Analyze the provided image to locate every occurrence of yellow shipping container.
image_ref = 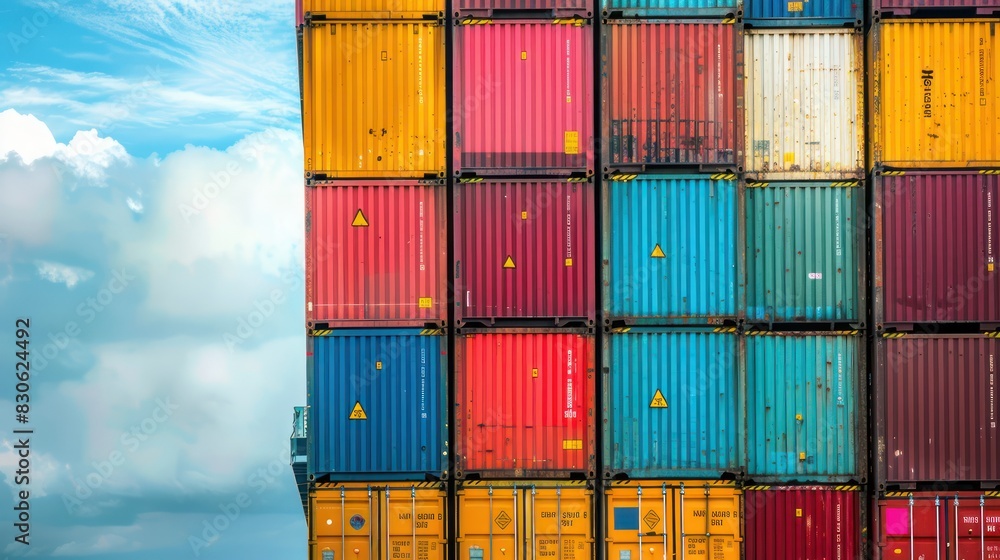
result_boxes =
[310,482,447,560]
[456,480,594,560]
[871,19,1000,169]
[302,0,444,19]
[604,480,741,560]
[302,20,446,179]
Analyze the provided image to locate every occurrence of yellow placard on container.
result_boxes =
[418,297,433,308]
[564,131,579,155]
[787,1,803,11]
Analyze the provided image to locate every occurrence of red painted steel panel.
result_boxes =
[454,0,593,16]
[296,0,303,26]
[880,336,1000,485]
[454,330,597,478]
[603,21,740,168]
[878,171,1000,326]
[305,181,447,327]
[876,492,1000,560]
[454,180,595,325]
[745,487,860,560]
[453,21,595,176]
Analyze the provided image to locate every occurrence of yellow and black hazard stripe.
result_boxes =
[744,329,773,336]
[552,17,585,25]
[458,177,484,183]
[881,171,906,176]
[609,327,631,333]
[713,327,737,333]
[832,330,860,336]
[882,491,912,497]
[882,332,906,338]
[984,331,1000,338]
[979,170,1000,175]
[459,17,492,24]
[420,328,444,336]
[711,173,736,180]
[567,177,589,183]
[608,173,637,182]
[721,16,736,24]
[745,181,769,188]
[311,329,333,337]
[743,485,771,491]
[830,181,860,187]
[984,490,1000,497]
[833,485,860,491]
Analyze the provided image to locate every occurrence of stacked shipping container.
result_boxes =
[869,4,1000,558]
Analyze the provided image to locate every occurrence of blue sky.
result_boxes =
[0,1,307,558]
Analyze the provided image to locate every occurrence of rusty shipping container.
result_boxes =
[454,179,595,326]
[870,20,1000,169]
[875,491,1000,560]
[604,480,742,560]
[309,482,447,560]
[302,20,446,179]
[745,29,864,181]
[873,0,1000,19]
[454,329,596,479]
[306,181,447,328]
[876,335,1000,487]
[453,20,594,176]
[601,20,742,170]
[455,480,594,560]
[874,171,1000,329]
[301,0,444,18]
[454,0,593,17]
[744,486,863,560]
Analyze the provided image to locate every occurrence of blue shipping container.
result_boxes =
[603,328,743,478]
[308,329,448,480]
[603,174,740,325]
[744,0,861,27]
[601,0,739,17]
[745,332,862,482]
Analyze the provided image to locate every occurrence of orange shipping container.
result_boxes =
[302,0,443,18]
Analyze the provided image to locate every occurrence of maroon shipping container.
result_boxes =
[454,329,596,478]
[876,335,1000,487]
[454,0,593,17]
[873,0,1000,17]
[453,21,595,176]
[745,486,861,560]
[602,20,742,170]
[305,180,447,327]
[454,179,595,326]
[876,492,1000,560]
[875,171,1000,329]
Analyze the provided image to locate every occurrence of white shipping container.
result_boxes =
[744,29,864,181]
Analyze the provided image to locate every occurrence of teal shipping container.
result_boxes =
[307,328,448,481]
[745,181,863,324]
[603,328,744,479]
[601,0,739,17]
[603,174,741,326]
[744,331,864,483]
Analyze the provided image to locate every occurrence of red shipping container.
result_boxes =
[876,492,1000,560]
[454,330,596,478]
[876,171,1000,328]
[305,180,447,327]
[745,486,861,560]
[878,335,1000,486]
[602,20,742,169]
[453,21,594,176]
[454,0,593,17]
[296,0,303,25]
[873,0,1000,17]
[454,179,595,326]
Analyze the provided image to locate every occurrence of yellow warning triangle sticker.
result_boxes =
[349,401,368,420]
[352,209,369,227]
[649,389,667,408]
[651,244,665,258]
[503,255,516,269]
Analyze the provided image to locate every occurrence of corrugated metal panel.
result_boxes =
[455,0,593,17]
[306,181,447,327]
[296,0,304,26]
[871,20,1000,169]
[456,481,593,560]
[302,21,445,179]
[875,171,1000,327]
[454,180,595,326]
[746,182,862,323]
[604,481,742,560]
[744,0,862,26]
[454,330,596,478]
[745,332,862,481]
[876,492,1000,560]
[453,21,594,176]
[873,1,1000,18]
[310,483,447,560]
[603,175,739,324]
[745,487,861,560]
[601,0,739,17]
[603,329,742,478]
[302,0,444,18]
[879,336,1000,485]
[745,29,864,181]
[308,330,448,480]
[602,21,741,169]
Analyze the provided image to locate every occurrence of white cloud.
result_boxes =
[0,108,57,164]
[0,438,62,498]
[35,260,96,288]
[52,532,141,556]
[126,197,144,213]
[55,129,129,180]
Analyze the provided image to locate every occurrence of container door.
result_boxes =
[675,483,740,560]
[528,485,593,560]
[457,485,520,560]
[605,484,671,560]
[383,486,446,560]
[952,495,1000,560]
[313,486,376,560]
[879,496,944,560]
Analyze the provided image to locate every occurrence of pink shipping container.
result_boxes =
[454,179,595,326]
[296,0,303,25]
[874,171,1000,329]
[876,335,1000,488]
[453,20,595,177]
[745,486,862,560]
[454,0,593,17]
[305,180,447,328]
[876,492,1000,560]
[454,329,596,478]
[873,0,1000,17]
[602,20,743,170]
